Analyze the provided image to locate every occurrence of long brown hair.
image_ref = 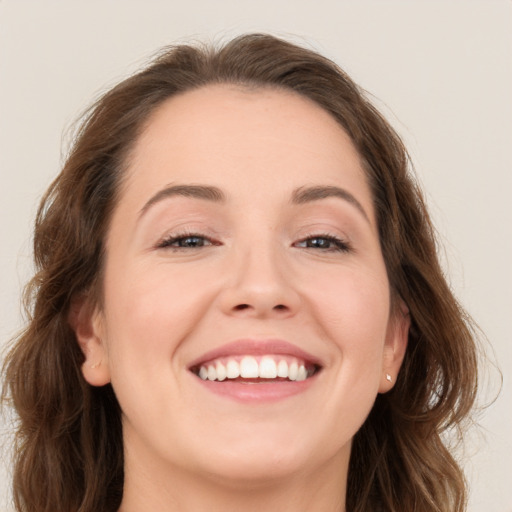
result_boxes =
[2,34,478,512]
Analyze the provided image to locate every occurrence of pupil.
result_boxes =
[181,236,203,247]
[309,238,329,248]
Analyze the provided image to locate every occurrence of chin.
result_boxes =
[187,428,345,488]
[196,450,311,488]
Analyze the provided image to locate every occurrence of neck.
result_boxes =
[118,442,348,512]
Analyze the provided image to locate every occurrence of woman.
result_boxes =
[2,34,478,512]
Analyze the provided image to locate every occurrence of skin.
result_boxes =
[74,85,409,512]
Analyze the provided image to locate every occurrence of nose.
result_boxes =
[218,245,301,319]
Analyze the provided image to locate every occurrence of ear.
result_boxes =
[379,299,410,393]
[68,294,111,387]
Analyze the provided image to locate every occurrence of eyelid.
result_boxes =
[155,230,221,250]
[293,232,352,253]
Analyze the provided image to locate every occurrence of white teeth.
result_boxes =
[240,356,259,378]
[296,365,307,382]
[207,365,217,381]
[288,361,299,381]
[226,359,240,379]
[259,356,277,379]
[216,361,227,381]
[196,355,315,382]
[277,360,289,378]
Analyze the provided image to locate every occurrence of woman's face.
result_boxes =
[79,85,408,485]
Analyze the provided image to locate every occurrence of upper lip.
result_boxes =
[188,338,323,369]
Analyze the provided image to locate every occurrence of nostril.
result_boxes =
[232,304,288,312]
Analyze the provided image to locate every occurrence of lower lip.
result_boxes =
[194,376,317,403]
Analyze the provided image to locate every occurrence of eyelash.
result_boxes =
[156,231,351,253]
[156,231,219,250]
[293,233,351,253]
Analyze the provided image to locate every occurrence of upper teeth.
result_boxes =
[197,355,311,382]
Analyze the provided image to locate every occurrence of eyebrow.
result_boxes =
[291,185,370,223]
[138,183,369,223]
[139,184,225,217]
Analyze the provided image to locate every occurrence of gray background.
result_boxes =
[1,1,511,510]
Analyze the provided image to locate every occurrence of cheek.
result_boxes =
[304,269,391,434]
[102,260,216,366]
[302,264,391,404]
[306,266,391,347]
[100,261,219,423]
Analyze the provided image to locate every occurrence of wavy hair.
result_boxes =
[2,34,478,512]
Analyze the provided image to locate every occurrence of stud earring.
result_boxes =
[386,373,392,382]
[90,362,100,369]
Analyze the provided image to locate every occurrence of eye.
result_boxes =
[157,233,217,250]
[294,234,351,253]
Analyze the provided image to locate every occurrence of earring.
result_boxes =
[90,362,100,369]
[386,373,392,382]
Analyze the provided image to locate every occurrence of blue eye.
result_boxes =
[157,234,214,249]
[295,235,350,252]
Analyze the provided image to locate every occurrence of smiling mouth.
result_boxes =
[191,355,321,383]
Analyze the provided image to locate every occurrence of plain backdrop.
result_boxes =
[1,1,511,510]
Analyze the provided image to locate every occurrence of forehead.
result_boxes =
[121,84,372,216]
[133,84,359,162]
